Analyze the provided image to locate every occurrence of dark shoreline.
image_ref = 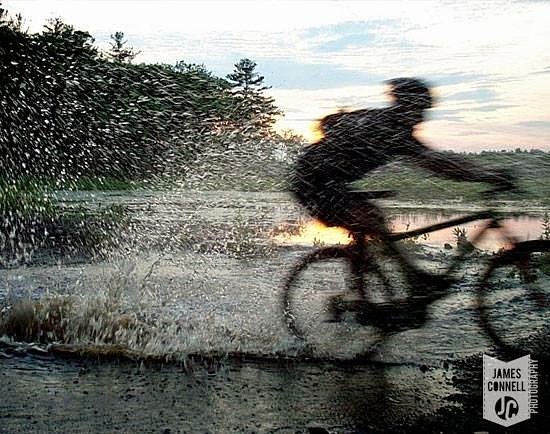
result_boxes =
[1,340,548,433]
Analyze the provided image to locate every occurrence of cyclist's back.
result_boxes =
[289,77,511,235]
[295,109,412,181]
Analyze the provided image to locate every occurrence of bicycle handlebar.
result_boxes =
[481,182,522,200]
[349,189,396,199]
[481,167,522,198]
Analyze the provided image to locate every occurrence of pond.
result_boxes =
[0,189,549,434]
[1,190,547,363]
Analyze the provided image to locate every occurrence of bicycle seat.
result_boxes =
[349,190,396,199]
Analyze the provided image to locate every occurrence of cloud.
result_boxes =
[530,67,550,75]
[516,120,550,129]
[300,20,388,54]
[5,0,440,34]
[445,88,498,102]
[4,0,550,151]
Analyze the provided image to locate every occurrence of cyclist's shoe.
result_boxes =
[325,295,364,323]
[357,300,428,331]
[409,271,452,301]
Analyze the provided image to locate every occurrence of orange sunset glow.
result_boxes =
[273,219,352,246]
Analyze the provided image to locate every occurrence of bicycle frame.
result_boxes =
[332,210,525,331]
[386,209,520,278]
[282,203,549,352]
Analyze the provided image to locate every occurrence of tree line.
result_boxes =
[0,5,282,184]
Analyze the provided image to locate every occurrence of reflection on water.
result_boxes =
[272,211,545,251]
[272,219,352,246]
[388,211,544,251]
[0,190,548,362]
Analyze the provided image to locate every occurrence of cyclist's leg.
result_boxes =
[296,189,377,319]
[294,186,444,295]
[381,236,450,298]
[322,190,387,234]
[334,193,448,297]
[308,189,413,273]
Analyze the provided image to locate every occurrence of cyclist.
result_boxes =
[289,77,514,293]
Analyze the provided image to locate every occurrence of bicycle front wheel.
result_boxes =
[477,240,550,355]
[282,246,379,358]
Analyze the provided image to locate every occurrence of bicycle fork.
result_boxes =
[326,233,369,323]
[349,232,367,298]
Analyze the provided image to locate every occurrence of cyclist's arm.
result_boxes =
[406,140,507,185]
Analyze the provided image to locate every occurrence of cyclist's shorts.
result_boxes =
[290,181,386,234]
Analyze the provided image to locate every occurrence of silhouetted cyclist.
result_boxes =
[289,77,514,292]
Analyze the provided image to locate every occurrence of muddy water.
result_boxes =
[387,210,544,251]
[5,190,547,359]
[0,250,497,360]
[0,348,459,433]
[0,190,548,432]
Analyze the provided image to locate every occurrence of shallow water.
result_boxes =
[0,349,459,433]
[1,190,547,363]
[51,189,548,253]
[1,190,548,432]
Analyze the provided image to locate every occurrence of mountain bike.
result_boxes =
[282,190,550,356]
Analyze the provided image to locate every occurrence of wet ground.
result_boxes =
[1,341,548,433]
[0,190,548,432]
[0,344,451,433]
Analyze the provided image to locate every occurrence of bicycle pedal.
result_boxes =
[324,311,345,323]
[325,295,357,323]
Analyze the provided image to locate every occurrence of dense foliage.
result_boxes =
[0,5,291,263]
[0,8,282,185]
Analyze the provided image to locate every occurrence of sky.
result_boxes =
[4,0,550,151]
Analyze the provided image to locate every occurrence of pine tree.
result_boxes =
[226,58,280,132]
[107,31,139,63]
[227,58,267,96]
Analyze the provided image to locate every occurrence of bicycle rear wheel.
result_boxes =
[477,240,550,355]
[282,246,379,358]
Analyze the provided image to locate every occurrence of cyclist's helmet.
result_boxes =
[386,77,433,110]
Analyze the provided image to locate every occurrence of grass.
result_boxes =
[64,177,141,191]
[1,177,130,265]
[0,175,156,197]
[0,177,55,217]
[354,163,550,204]
[0,296,72,343]
[3,150,548,202]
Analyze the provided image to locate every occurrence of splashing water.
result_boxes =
[0,190,548,363]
